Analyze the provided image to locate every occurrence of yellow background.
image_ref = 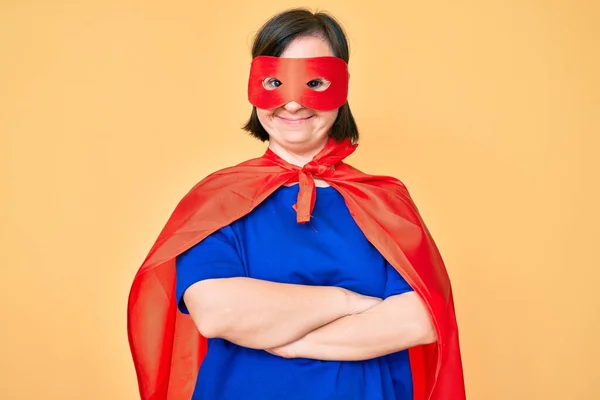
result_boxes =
[2,0,598,399]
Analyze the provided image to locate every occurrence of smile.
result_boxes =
[276,116,314,124]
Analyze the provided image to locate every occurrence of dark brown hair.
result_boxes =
[242,8,359,143]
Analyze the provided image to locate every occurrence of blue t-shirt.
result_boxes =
[176,184,414,400]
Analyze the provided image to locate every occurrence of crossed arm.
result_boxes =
[183,277,437,361]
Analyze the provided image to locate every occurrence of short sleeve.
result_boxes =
[383,262,414,298]
[175,226,246,314]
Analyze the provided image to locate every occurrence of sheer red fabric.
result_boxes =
[127,138,466,399]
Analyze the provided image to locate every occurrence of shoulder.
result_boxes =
[178,224,238,259]
[339,162,411,193]
[168,155,268,214]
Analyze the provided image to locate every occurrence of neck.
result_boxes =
[268,138,329,167]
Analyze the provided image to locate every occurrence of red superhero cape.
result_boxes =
[127,138,466,399]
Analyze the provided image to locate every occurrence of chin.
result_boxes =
[275,136,314,149]
[270,132,326,151]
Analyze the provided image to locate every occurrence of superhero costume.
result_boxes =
[174,183,416,399]
[127,55,466,399]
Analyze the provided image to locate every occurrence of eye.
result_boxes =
[262,77,282,90]
[306,78,331,92]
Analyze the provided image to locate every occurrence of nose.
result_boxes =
[283,101,303,113]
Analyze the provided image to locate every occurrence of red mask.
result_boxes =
[248,56,349,111]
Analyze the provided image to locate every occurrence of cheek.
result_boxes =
[256,108,276,127]
[256,108,274,119]
[318,109,339,127]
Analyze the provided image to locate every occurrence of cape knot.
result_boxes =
[301,161,335,178]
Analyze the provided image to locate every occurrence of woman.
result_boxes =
[127,8,465,400]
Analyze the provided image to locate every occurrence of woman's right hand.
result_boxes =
[343,289,382,315]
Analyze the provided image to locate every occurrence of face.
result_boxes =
[255,36,340,157]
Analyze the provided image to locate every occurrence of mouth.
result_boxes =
[276,115,314,124]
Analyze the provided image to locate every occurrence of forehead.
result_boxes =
[280,36,335,59]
